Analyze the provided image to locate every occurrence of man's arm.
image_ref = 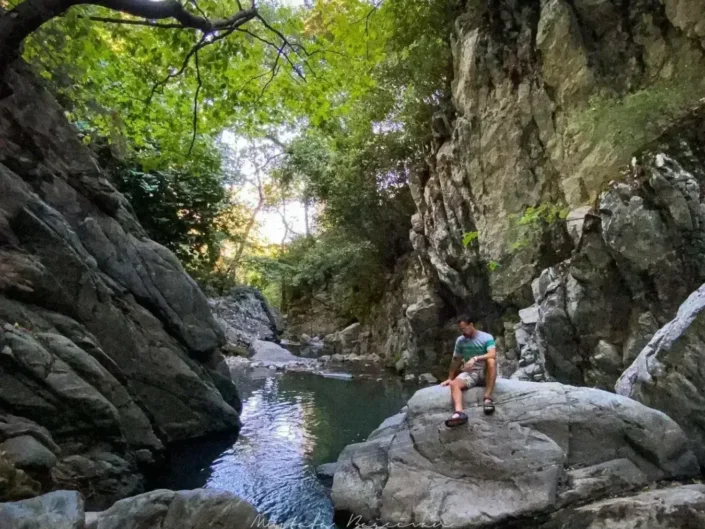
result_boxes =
[447,356,462,380]
[441,341,464,386]
[463,346,496,371]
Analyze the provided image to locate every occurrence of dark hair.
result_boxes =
[457,314,476,325]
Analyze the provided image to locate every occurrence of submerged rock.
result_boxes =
[418,373,437,385]
[332,379,697,527]
[317,462,338,479]
[0,490,84,529]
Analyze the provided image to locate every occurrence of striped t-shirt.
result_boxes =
[453,331,495,371]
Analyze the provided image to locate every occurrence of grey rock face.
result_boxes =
[0,60,239,502]
[513,150,705,388]
[617,283,705,465]
[510,304,550,382]
[332,380,697,527]
[209,286,282,350]
[0,490,84,529]
[86,489,263,529]
[0,436,57,473]
[542,485,705,529]
[316,462,338,479]
[410,0,705,309]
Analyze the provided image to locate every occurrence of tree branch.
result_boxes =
[0,0,257,54]
[187,48,201,156]
[83,15,187,28]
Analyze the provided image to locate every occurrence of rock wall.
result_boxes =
[0,60,240,505]
[209,286,284,353]
[412,0,705,308]
[399,0,705,386]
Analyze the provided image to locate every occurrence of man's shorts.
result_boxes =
[456,370,486,388]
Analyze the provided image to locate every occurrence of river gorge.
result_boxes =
[3,0,705,528]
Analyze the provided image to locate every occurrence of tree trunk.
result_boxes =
[225,196,264,282]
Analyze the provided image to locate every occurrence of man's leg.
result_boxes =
[450,376,468,413]
[484,358,497,400]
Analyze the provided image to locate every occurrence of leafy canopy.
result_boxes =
[24,0,462,313]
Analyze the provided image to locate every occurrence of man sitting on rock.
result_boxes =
[441,314,497,426]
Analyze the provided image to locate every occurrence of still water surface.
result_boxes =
[154,368,413,527]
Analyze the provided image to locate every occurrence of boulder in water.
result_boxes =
[210,287,283,350]
[331,379,698,527]
[249,340,299,364]
[418,373,438,384]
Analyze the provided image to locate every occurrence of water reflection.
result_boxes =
[153,370,412,527]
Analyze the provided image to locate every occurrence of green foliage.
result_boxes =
[245,232,387,318]
[22,0,462,307]
[487,260,501,272]
[516,204,569,227]
[577,67,705,150]
[24,1,311,171]
[107,156,234,283]
[506,203,569,255]
[462,231,479,248]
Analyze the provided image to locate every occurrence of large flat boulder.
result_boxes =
[617,283,705,465]
[332,379,698,528]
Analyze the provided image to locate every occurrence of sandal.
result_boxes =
[483,397,495,415]
[445,411,468,427]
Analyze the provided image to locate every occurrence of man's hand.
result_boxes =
[440,378,452,387]
[463,357,477,371]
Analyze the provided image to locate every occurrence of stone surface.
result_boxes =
[0,59,240,502]
[87,489,263,529]
[0,453,41,501]
[249,340,299,364]
[521,148,705,388]
[617,283,705,465]
[316,462,338,479]
[0,490,84,529]
[418,373,437,385]
[332,380,698,527]
[0,435,57,472]
[542,485,705,529]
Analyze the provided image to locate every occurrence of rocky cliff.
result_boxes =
[401,0,705,381]
[0,60,241,506]
[413,0,705,307]
[281,1,705,395]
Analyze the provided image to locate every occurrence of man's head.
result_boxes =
[457,314,476,337]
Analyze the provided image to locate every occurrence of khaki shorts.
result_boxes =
[456,370,486,388]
